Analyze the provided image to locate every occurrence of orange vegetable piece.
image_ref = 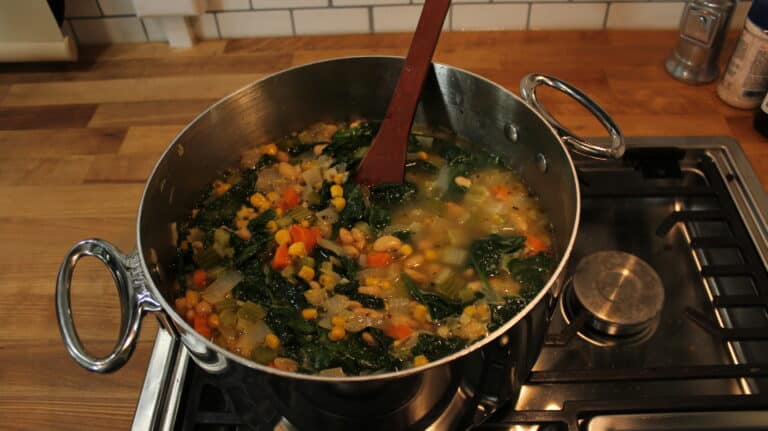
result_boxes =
[366,252,392,268]
[271,243,291,270]
[194,314,212,339]
[192,269,207,289]
[383,324,413,340]
[526,235,548,253]
[279,187,300,210]
[290,224,321,252]
[491,185,513,201]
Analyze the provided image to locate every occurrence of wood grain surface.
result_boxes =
[1,30,766,431]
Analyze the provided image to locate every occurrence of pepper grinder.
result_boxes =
[665,0,736,84]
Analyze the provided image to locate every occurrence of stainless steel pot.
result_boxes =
[56,57,623,428]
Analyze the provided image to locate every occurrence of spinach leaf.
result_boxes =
[247,208,276,232]
[233,233,272,267]
[322,122,378,168]
[370,182,417,207]
[334,182,366,229]
[391,230,412,244]
[405,159,438,174]
[312,247,358,280]
[300,328,402,374]
[488,297,528,331]
[507,252,555,291]
[193,169,258,230]
[411,334,465,360]
[256,155,277,171]
[402,272,465,320]
[468,234,526,283]
[367,205,391,233]
[350,293,384,309]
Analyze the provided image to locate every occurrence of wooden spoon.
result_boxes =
[354,0,451,187]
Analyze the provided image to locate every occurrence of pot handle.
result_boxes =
[520,74,625,159]
[56,239,161,373]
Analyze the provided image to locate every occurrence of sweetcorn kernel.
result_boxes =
[266,220,278,233]
[463,305,477,317]
[399,244,414,256]
[330,184,344,198]
[249,193,270,211]
[288,242,307,257]
[264,333,280,350]
[365,277,380,286]
[424,249,438,261]
[301,308,318,320]
[413,355,429,367]
[266,191,280,204]
[331,315,346,327]
[275,208,284,217]
[298,265,315,282]
[331,197,346,211]
[333,173,346,185]
[261,143,278,156]
[235,219,248,230]
[417,151,428,160]
[329,326,346,341]
[412,304,429,322]
[319,274,336,288]
[275,229,291,245]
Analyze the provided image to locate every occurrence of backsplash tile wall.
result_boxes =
[64,0,753,44]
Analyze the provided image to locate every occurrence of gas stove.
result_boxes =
[131,136,768,431]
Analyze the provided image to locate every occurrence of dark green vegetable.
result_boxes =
[335,280,385,309]
[405,159,438,174]
[247,208,276,232]
[233,234,272,267]
[369,182,417,207]
[276,135,317,156]
[367,205,391,233]
[411,334,465,360]
[507,252,555,290]
[299,327,402,374]
[391,230,412,243]
[193,168,258,230]
[308,181,333,211]
[256,154,277,171]
[467,234,526,286]
[193,247,225,269]
[402,273,466,320]
[322,122,378,168]
[334,182,366,229]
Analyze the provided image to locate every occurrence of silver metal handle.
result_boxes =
[520,74,625,159]
[56,238,161,373]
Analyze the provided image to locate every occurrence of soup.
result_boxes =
[171,121,554,376]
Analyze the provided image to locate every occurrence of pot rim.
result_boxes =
[136,55,581,383]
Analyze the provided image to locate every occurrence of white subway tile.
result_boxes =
[333,0,406,6]
[252,0,328,8]
[65,0,101,18]
[414,0,489,3]
[530,3,606,30]
[191,13,220,39]
[731,1,752,29]
[71,17,148,43]
[452,4,528,31]
[606,2,685,29]
[373,5,449,32]
[294,8,370,34]
[207,0,250,10]
[98,0,135,15]
[142,17,168,41]
[216,10,293,38]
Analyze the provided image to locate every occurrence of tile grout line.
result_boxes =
[368,6,374,33]
[526,2,532,30]
[290,9,297,36]
[94,0,105,17]
[603,1,611,29]
[138,17,151,42]
[213,12,223,39]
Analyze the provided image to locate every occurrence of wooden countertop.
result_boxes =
[1,30,766,430]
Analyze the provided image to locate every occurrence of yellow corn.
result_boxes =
[249,193,270,211]
[333,174,346,185]
[381,280,392,290]
[330,184,344,198]
[365,277,380,286]
[298,265,315,282]
[264,333,280,350]
[413,355,429,367]
[463,305,477,317]
[275,207,284,217]
[399,244,413,257]
[319,274,336,289]
[417,151,428,160]
[412,304,429,322]
[261,143,278,156]
[331,197,346,211]
[235,219,248,229]
[266,220,278,233]
[301,308,318,320]
[331,315,346,327]
[300,219,311,228]
[266,191,280,204]
[424,249,438,261]
[275,229,291,245]
[329,326,346,341]
[288,242,307,257]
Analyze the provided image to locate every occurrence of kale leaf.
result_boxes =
[299,328,402,374]
[411,334,465,360]
[391,230,412,244]
[247,208,276,232]
[192,168,258,230]
[276,135,316,156]
[334,182,366,229]
[402,272,466,320]
[507,252,555,291]
[322,122,378,169]
[367,205,391,233]
[468,234,526,282]
[370,182,417,207]
[488,296,528,331]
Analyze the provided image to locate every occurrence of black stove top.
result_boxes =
[133,137,768,431]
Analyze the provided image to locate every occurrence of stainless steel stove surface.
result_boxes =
[132,137,768,431]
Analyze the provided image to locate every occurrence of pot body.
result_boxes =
[57,57,624,428]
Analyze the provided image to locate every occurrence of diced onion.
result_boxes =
[319,367,346,377]
[201,270,243,304]
[302,167,323,188]
[440,247,468,266]
[317,237,346,256]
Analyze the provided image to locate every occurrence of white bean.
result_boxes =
[373,235,402,252]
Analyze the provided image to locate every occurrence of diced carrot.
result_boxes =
[192,269,207,289]
[383,324,413,340]
[279,187,300,210]
[526,234,548,253]
[290,224,320,252]
[366,252,392,268]
[194,314,212,339]
[491,185,513,201]
[271,243,291,270]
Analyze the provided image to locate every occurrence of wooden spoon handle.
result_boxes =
[355,0,451,186]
